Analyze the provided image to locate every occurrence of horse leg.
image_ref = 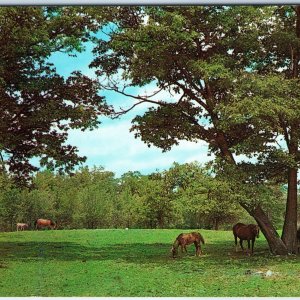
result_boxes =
[194,243,198,256]
[194,242,200,256]
[184,245,188,253]
[240,239,244,251]
[199,243,202,255]
[251,238,255,255]
[234,234,238,252]
[247,240,251,256]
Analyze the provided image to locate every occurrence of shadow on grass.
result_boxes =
[0,241,176,263]
[1,238,297,271]
[0,241,93,262]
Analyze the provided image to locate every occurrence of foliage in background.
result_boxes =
[0,163,286,231]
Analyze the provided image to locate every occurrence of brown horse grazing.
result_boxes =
[233,222,260,255]
[34,219,56,230]
[16,223,29,231]
[171,232,205,258]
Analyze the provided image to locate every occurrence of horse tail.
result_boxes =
[198,232,205,245]
[34,219,37,227]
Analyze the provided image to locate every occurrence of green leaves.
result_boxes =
[0,7,110,183]
[131,103,205,151]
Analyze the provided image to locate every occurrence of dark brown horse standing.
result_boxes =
[34,218,56,230]
[233,222,260,255]
[171,232,205,258]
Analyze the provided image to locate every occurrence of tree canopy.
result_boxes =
[0,7,110,183]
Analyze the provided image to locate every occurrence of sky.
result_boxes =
[49,41,212,178]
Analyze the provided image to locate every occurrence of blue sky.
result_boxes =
[49,41,212,178]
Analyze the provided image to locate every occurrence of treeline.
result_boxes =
[0,162,286,232]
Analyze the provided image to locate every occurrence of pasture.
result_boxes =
[0,229,300,296]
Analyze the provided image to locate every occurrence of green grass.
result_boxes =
[1,228,300,296]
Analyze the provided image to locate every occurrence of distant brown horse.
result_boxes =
[16,223,29,231]
[233,222,260,255]
[171,232,205,258]
[34,219,56,230]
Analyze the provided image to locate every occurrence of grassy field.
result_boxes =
[1,228,300,296]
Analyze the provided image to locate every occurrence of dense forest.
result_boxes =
[0,162,286,232]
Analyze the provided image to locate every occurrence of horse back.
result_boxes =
[233,223,246,235]
[235,224,258,240]
[176,232,204,245]
[36,218,55,227]
[37,218,49,224]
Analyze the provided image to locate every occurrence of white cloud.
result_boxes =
[67,118,210,177]
[49,47,211,177]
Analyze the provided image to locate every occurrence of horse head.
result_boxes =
[170,245,178,258]
[50,220,56,230]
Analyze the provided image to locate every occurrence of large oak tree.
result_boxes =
[90,6,300,254]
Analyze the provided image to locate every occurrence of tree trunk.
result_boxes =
[214,218,219,230]
[281,167,298,253]
[211,102,289,255]
[280,6,300,253]
[157,213,164,229]
[251,205,288,255]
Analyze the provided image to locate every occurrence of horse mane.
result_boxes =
[198,232,205,244]
[173,238,180,248]
[249,224,259,237]
[249,224,257,231]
